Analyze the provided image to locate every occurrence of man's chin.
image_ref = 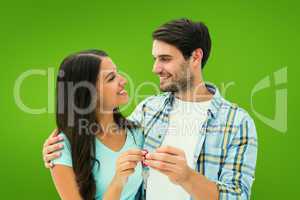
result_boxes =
[160,83,179,92]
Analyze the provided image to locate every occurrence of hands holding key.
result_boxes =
[142,146,193,186]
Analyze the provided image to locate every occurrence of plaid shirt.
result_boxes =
[129,83,257,200]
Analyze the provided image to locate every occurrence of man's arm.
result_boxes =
[180,169,219,200]
[180,115,257,200]
[214,116,258,199]
[184,115,257,200]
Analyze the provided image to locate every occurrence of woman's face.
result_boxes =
[97,57,128,112]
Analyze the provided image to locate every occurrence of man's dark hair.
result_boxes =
[152,18,211,68]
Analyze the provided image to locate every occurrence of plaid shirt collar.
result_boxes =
[142,83,225,160]
[160,83,223,120]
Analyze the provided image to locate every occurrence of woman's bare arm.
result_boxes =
[50,165,83,200]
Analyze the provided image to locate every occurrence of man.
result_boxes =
[43,18,257,200]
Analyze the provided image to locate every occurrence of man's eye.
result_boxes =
[160,57,170,62]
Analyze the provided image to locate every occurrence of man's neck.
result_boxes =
[174,81,213,102]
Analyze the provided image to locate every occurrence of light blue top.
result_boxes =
[52,127,144,200]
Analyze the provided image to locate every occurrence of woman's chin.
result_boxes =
[117,96,129,106]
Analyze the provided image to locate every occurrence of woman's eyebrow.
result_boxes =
[104,71,115,80]
[104,69,116,80]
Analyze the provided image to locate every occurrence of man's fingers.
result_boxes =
[44,162,54,169]
[46,143,64,154]
[43,129,60,169]
[144,160,178,173]
[156,145,184,156]
[44,135,64,147]
[144,161,173,177]
[49,128,59,138]
[44,152,61,162]
[145,152,177,164]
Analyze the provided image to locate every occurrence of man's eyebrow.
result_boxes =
[153,55,172,59]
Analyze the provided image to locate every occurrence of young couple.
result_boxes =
[42,18,257,200]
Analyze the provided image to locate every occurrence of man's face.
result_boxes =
[152,40,194,93]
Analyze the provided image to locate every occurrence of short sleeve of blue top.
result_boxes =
[52,127,144,200]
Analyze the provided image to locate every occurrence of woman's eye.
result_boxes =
[108,75,116,81]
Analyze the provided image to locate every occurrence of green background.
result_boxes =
[0,0,298,199]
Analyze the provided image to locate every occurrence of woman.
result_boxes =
[49,49,146,200]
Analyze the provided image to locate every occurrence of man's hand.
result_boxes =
[42,129,64,168]
[144,145,219,200]
[144,145,193,186]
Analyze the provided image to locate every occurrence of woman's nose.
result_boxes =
[119,75,127,86]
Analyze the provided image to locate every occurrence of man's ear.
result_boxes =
[191,48,203,67]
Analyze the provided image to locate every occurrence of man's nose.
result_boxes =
[152,62,163,74]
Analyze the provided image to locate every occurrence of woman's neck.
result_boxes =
[97,112,113,129]
[96,111,121,137]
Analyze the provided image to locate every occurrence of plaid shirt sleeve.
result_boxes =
[216,114,258,200]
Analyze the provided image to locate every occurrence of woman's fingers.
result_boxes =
[117,148,145,164]
[118,154,144,164]
[119,161,138,172]
[123,149,144,156]
[113,149,146,184]
[120,168,135,176]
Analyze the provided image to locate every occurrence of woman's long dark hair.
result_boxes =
[56,49,135,200]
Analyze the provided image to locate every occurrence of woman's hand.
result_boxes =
[103,149,145,200]
[112,148,145,187]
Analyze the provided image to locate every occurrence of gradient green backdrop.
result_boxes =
[0,0,297,199]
